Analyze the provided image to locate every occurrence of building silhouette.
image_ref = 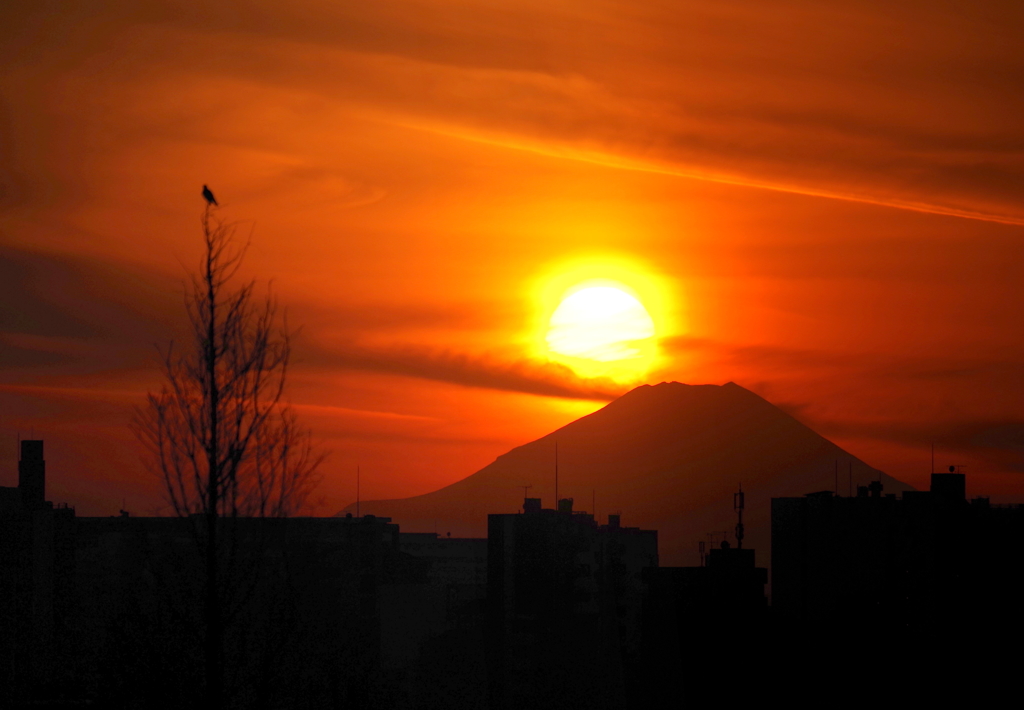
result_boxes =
[12,436,1024,707]
[0,440,77,704]
[640,499,768,704]
[0,442,445,707]
[394,532,489,707]
[772,469,1024,694]
[487,497,657,710]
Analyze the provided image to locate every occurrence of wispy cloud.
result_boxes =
[7,3,1023,223]
[0,244,185,373]
[110,2,1024,223]
[303,340,625,401]
[663,336,1024,386]
[798,417,1024,473]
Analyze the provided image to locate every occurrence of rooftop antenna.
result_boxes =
[698,540,706,567]
[356,465,361,519]
[521,484,532,502]
[734,484,745,549]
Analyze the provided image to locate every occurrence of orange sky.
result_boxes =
[2,1,1024,515]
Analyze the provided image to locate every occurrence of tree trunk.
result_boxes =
[204,206,223,708]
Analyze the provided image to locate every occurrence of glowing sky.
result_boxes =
[2,1,1024,514]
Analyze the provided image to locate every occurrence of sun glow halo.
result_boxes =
[530,257,675,381]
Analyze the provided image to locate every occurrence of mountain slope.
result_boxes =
[341,381,913,566]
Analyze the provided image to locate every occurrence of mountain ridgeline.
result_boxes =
[340,381,912,566]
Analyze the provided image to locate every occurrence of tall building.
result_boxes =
[487,497,657,710]
[0,440,76,703]
[640,509,768,703]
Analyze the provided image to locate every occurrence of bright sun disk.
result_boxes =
[546,286,656,362]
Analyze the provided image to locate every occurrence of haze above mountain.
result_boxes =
[341,381,913,567]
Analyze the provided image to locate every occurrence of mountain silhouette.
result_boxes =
[340,381,913,567]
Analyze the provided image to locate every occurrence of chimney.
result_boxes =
[18,440,45,509]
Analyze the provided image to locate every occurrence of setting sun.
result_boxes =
[546,286,655,362]
[529,256,676,381]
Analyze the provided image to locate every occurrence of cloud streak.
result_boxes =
[0,243,616,402]
[67,3,1024,221]
[5,3,1024,224]
[303,340,625,401]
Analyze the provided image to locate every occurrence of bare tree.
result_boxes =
[134,205,322,707]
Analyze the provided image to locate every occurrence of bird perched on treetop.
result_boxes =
[202,185,218,206]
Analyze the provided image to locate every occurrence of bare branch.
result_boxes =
[132,206,324,706]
